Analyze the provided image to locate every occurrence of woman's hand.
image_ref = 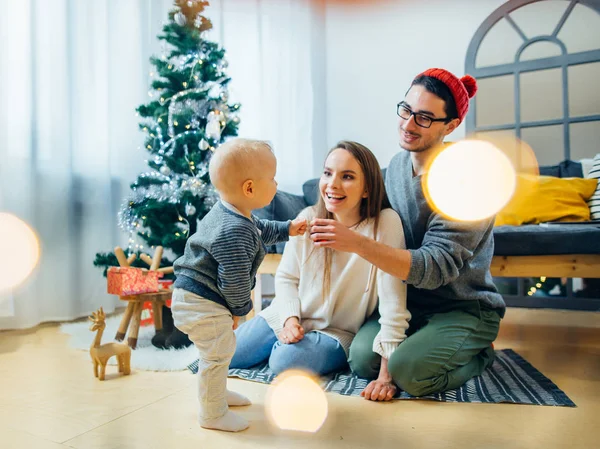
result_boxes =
[309,218,362,253]
[278,316,304,344]
[232,316,240,330]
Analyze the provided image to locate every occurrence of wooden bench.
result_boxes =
[250,253,600,314]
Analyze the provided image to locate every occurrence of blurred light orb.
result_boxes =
[474,132,539,176]
[265,370,328,433]
[0,213,40,292]
[425,140,516,222]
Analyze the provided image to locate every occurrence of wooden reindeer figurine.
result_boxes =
[89,307,132,380]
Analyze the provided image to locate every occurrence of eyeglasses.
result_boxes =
[396,102,449,129]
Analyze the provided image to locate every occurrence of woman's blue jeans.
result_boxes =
[230,316,348,376]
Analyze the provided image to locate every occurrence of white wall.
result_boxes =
[324,0,507,169]
[261,0,508,297]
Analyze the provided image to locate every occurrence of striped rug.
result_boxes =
[188,349,575,407]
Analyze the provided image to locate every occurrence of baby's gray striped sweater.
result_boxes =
[174,201,290,316]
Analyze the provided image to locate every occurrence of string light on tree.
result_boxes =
[185,204,196,216]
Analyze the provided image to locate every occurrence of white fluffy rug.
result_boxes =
[60,314,197,372]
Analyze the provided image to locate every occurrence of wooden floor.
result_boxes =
[1,308,599,449]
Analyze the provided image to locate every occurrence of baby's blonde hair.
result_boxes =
[209,138,274,194]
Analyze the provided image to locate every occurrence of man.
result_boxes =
[310,68,505,400]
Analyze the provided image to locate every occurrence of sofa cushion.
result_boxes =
[493,224,600,256]
[539,160,583,178]
[495,175,597,226]
[254,190,307,221]
[254,190,308,253]
[302,178,319,206]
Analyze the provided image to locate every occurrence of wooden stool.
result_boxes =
[115,290,172,349]
[110,245,174,349]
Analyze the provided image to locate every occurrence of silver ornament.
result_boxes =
[205,111,222,140]
[199,139,209,151]
[185,204,197,216]
[208,84,221,98]
[160,166,171,176]
[174,12,187,26]
[218,60,229,71]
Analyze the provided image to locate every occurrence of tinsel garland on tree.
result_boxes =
[94,0,240,275]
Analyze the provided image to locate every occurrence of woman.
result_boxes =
[231,141,410,399]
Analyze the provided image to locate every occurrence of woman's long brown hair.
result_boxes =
[312,140,390,300]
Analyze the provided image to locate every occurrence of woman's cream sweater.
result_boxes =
[259,207,410,358]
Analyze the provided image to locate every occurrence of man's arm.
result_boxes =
[356,233,412,281]
[310,214,492,289]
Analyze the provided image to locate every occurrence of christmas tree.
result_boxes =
[94,1,240,349]
[95,0,240,273]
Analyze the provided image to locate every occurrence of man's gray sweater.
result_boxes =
[386,150,505,315]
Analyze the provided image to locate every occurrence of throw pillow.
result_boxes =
[495,174,598,226]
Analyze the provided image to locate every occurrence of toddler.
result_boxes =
[172,138,306,432]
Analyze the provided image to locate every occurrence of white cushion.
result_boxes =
[580,157,595,178]
[586,154,600,220]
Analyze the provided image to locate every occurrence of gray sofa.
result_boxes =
[256,160,600,258]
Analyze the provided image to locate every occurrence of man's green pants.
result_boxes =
[348,295,501,397]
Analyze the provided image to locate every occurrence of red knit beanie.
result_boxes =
[415,68,478,124]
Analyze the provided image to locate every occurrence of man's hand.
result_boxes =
[278,316,304,344]
[361,357,397,401]
[361,378,397,401]
[309,218,362,253]
[232,315,241,330]
[289,218,308,236]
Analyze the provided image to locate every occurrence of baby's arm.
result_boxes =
[212,229,256,316]
[255,218,293,245]
[289,217,308,236]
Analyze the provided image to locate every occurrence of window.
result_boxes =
[465,0,600,166]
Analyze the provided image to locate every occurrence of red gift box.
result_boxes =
[107,267,163,296]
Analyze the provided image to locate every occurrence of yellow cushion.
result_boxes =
[494,175,598,226]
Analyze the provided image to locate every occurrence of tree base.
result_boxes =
[151,305,192,349]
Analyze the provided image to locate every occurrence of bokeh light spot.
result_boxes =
[425,140,517,222]
[265,370,328,433]
[0,213,40,292]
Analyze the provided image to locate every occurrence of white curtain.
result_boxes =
[0,0,321,329]
[205,0,324,194]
